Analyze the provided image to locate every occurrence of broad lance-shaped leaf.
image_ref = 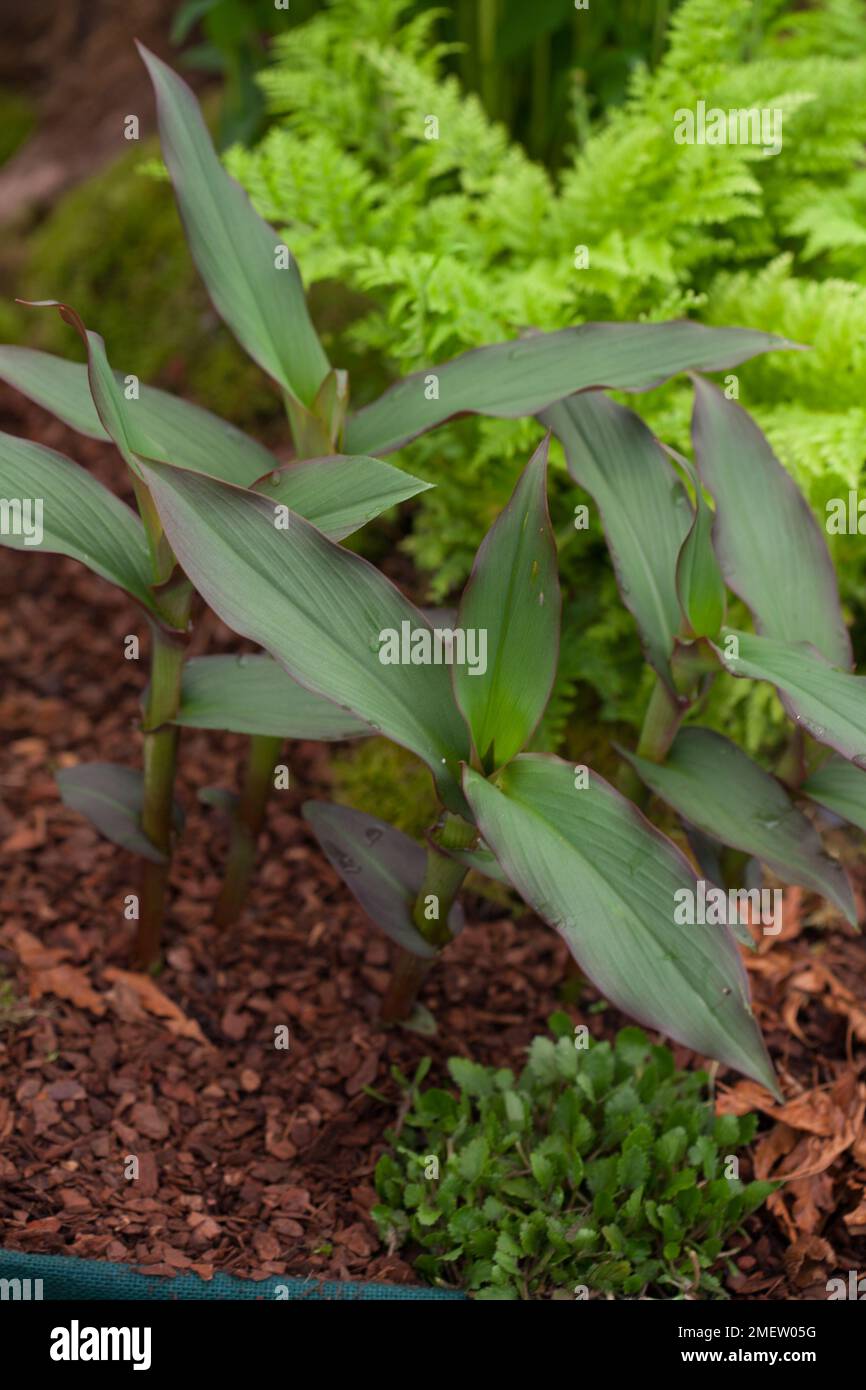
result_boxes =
[253,454,432,542]
[454,436,560,771]
[671,449,726,640]
[802,755,866,835]
[0,335,430,534]
[463,756,778,1093]
[542,392,691,686]
[303,802,463,958]
[139,459,472,813]
[0,431,157,613]
[56,764,183,863]
[716,630,866,767]
[620,728,856,925]
[174,654,373,739]
[139,43,329,406]
[0,344,276,487]
[692,377,850,668]
[345,321,798,456]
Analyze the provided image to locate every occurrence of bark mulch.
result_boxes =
[0,387,864,1298]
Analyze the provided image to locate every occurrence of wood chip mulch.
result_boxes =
[0,386,864,1298]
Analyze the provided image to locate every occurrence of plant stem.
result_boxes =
[379,814,476,1024]
[379,950,436,1026]
[617,673,686,805]
[136,594,191,970]
[635,675,684,763]
[214,733,284,928]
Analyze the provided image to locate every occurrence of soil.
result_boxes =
[0,384,864,1299]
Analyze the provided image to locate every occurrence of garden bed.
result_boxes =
[1,388,864,1301]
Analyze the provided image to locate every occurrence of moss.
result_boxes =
[13,141,279,428]
[329,738,439,841]
[0,87,36,165]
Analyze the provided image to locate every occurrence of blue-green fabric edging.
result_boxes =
[0,1249,466,1301]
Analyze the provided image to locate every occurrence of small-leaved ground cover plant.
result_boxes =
[372,1018,774,1300]
[0,46,796,975]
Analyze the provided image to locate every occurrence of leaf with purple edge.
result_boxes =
[56,763,183,863]
[620,728,856,925]
[692,375,850,668]
[345,321,798,456]
[137,458,472,814]
[462,755,779,1095]
[715,630,866,767]
[454,436,560,772]
[138,43,329,406]
[542,391,691,688]
[303,801,463,958]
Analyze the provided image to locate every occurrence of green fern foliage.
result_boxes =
[228,0,866,742]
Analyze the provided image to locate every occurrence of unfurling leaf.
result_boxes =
[454,436,560,771]
[671,451,726,640]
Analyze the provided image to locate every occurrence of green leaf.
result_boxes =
[138,43,329,405]
[302,802,460,958]
[716,630,866,767]
[252,453,432,541]
[462,756,778,1094]
[442,844,510,885]
[801,755,866,835]
[454,436,560,770]
[542,392,691,685]
[345,322,796,456]
[0,430,157,613]
[139,458,471,812]
[458,1136,489,1183]
[0,345,277,487]
[174,654,373,739]
[692,377,850,668]
[56,763,182,862]
[448,1058,495,1096]
[621,728,856,925]
[672,452,726,639]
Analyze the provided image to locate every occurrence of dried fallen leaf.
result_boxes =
[102,967,209,1044]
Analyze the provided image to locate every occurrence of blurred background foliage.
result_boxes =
[3,0,865,804]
